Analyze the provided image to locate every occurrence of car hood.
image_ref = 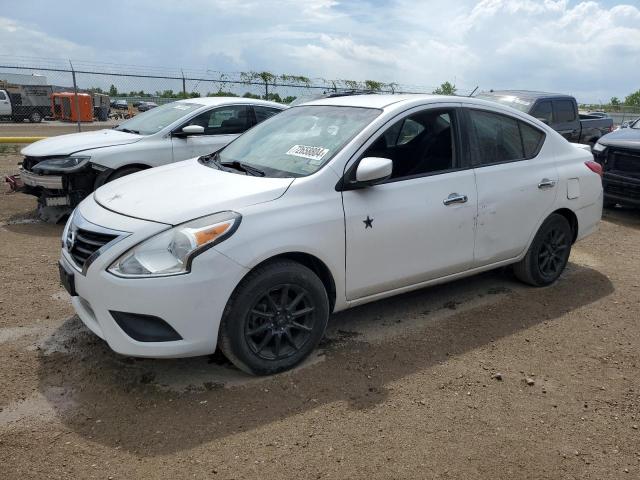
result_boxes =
[21,129,142,157]
[94,158,294,225]
[598,128,640,149]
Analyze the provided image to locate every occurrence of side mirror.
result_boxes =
[179,125,205,136]
[355,157,393,185]
[536,117,550,125]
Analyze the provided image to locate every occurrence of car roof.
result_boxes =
[175,96,286,108]
[478,90,570,101]
[298,94,454,109]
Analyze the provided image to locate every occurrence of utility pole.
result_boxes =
[69,60,82,132]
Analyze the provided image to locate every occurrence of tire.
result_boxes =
[513,214,573,287]
[29,111,42,123]
[219,259,329,376]
[107,167,144,183]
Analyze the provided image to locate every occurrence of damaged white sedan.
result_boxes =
[59,94,602,375]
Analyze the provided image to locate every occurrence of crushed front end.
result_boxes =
[14,155,105,222]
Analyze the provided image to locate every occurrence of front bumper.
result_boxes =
[60,199,249,358]
[603,172,640,206]
[20,168,63,189]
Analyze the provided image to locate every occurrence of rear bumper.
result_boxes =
[603,172,640,206]
[19,168,63,189]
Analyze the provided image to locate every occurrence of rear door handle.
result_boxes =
[538,178,556,189]
[443,193,468,205]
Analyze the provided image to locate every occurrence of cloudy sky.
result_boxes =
[1,0,639,102]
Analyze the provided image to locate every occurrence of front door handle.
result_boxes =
[443,193,468,206]
[538,178,556,189]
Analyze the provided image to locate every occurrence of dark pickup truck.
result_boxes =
[592,118,640,207]
[477,90,613,146]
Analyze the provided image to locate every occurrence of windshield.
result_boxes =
[476,94,532,113]
[215,105,381,177]
[114,101,203,135]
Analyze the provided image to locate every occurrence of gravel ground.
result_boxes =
[1,151,639,479]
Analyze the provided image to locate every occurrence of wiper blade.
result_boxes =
[221,160,265,177]
[117,128,140,134]
[200,152,265,176]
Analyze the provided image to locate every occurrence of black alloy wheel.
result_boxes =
[514,213,573,287]
[537,227,569,281]
[245,284,316,361]
[219,259,329,375]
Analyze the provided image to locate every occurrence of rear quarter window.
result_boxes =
[520,122,545,158]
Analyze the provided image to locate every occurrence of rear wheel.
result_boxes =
[513,214,573,287]
[29,111,42,123]
[219,260,329,375]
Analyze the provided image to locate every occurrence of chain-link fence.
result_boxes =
[2,56,477,134]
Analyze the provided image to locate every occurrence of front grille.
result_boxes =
[69,228,117,268]
[608,149,640,175]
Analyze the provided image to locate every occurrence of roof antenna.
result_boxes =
[468,86,478,97]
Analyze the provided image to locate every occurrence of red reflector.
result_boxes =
[585,160,603,177]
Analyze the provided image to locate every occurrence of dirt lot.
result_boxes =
[0,150,639,479]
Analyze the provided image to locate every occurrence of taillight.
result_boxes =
[585,160,603,177]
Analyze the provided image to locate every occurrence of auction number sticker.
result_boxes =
[286,145,330,163]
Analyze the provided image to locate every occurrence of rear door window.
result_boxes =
[468,109,545,165]
[553,100,577,123]
[468,110,523,164]
[0,91,6,100]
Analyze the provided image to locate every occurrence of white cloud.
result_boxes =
[1,1,639,101]
[0,16,95,60]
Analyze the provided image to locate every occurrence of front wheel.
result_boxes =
[219,260,329,375]
[513,214,573,287]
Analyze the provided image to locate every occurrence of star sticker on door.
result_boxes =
[363,216,374,229]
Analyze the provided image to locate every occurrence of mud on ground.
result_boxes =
[1,152,639,479]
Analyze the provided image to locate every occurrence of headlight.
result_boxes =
[108,211,241,278]
[61,209,76,248]
[592,142,606,153]
[33,156,91,173]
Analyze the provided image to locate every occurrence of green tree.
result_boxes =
[624,89,640,107]
[432,81,457,95]
[108,84,118,96]
[610,96,620,106]
[207,90,239,97]
[242,92,261,99]
[364,80,385,92]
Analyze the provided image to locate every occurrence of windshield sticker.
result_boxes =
[286,145,330,162]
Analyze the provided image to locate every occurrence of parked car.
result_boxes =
[132,101,144,108]
[586,111,610,118]
[58,94,602,375]
[616,117,639,130]
[476,90,613,146]
[14,97,285,221]
[0,81,52,123]
[112,99,129,110]
[592,119,640,207]
[137,101,158,112]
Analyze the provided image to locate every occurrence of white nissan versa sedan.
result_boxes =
[59,94,603,375]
